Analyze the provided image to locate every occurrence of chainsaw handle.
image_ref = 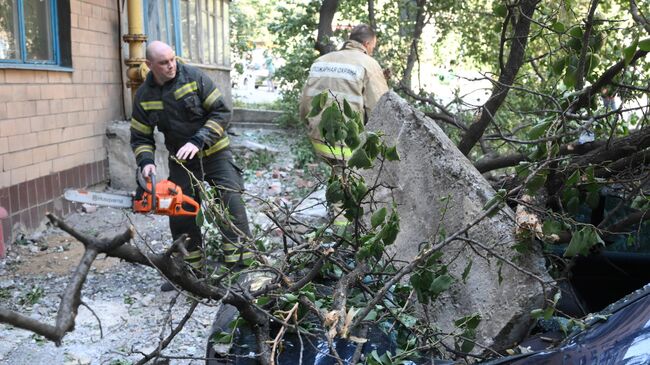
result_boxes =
[150,173,156,214]
[174,194,200,216]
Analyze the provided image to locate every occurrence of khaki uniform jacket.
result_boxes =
[299,40,389,159]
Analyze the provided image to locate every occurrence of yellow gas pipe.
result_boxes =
[123,0,147,99]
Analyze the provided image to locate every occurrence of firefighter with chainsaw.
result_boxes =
[130,41,252,290]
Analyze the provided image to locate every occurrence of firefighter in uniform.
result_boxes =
[299,24,389,226]
[299,24,389,162]
[130,41,252,289]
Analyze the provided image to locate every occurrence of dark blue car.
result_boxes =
[481,283,650,365]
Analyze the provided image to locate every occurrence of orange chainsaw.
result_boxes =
[64,169,199,216]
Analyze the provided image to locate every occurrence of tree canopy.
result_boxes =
[258,0,650,248]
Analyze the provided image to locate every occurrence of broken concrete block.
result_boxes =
[105,121,169,191]
[362,92,551,352]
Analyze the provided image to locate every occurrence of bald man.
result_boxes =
[130,41,252,290]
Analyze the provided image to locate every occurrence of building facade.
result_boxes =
[0,0,231,254]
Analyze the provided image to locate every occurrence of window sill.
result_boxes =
[0,63,73,72]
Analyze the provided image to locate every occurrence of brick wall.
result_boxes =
[0,0,123,253]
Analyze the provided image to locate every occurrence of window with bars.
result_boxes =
[0,0,71,69]
[145,0,229,67]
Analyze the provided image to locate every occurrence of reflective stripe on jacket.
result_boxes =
[130,62,231,167]
[299,40,389,160]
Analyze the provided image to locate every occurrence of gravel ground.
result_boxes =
[0,129,327,365]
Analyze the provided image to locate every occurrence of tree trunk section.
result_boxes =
[400,0,427,89]
[457,0,538,156]
[315,0,339,55]
[368,0,377,32]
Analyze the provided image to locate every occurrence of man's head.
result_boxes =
[145,41,177,85]
[349,24,377,56]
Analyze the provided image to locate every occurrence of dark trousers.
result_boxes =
[167,150,251,253]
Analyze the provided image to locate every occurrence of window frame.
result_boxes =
[144,0,229,68]
[0,0,68,71]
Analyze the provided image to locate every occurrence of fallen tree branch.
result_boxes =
[270,303,299,365]
[0,213,134,345]
[474,139,606,172]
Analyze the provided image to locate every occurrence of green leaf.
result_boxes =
[344,120,360,149]
[357,236,383,260]
[482,195,500,212]
[562,187,579,202]
[542,219,563,236]
[530,308,544,319]
[326,179,344,203]
[493,4,507,17]
[551,21,566,33]
[567,37,582,51]
[380,211,400,246]
[347,148,372,169]
[526,171,547,194]
[410,272,432,304]
[567,196,580,214]
[568,26,583,39]
[528,121,551,139]
[623,36,639,66]
[307,92,327,118]
[319,104,344,145]
[639,37,650,51]
[282,293,298,303]
[543,306,555,320]
[364,133,381,160]
[384,145,400,161]
[366,132,380,145]
[566,170,580,187]
[256,296,271,306]
[460,337,477,353]
[585,166,595,182]
[515,163,531,178]
[549,143,560,158]
[344,134,360,150]
[528,145,547,160]
[371,207,387,228]
[195,209,205,226]
[354,180,368,202]
[552,57,567,75]
[564,226,604,257]
[364,310,377,321]
[212,331,233,344]
[586,53,601,74]
[399,314,418,329]
[430,274,453,295]
[564,64,578,88]
[454,313,481,329]
[342,99,354,119]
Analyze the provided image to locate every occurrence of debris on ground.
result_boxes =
[0,129,326,365]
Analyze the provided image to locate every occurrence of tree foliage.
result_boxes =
[267,0,649,254]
